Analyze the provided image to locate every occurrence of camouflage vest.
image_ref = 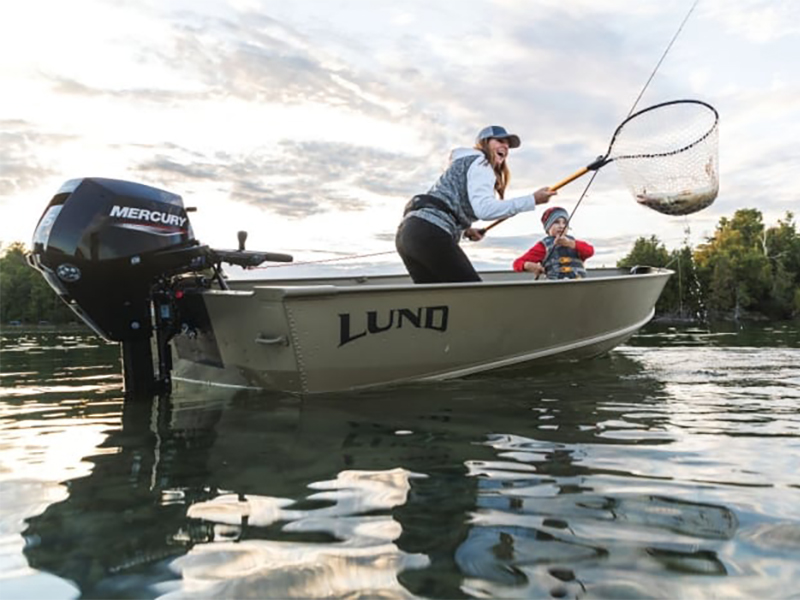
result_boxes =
[542,235,587,279]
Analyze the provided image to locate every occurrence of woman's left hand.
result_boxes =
[464,228,485,242]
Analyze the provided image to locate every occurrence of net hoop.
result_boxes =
[608,99,720,216]
[610,99,719,161]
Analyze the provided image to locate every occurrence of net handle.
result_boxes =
[479,156,609,234]
[549,167,589,192]
[480,99,717,235]
[548,152,611,191]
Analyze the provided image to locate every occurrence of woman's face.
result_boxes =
[487,138,510,167]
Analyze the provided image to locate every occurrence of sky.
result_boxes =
[1,0,798,276]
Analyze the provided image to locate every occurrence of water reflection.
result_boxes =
[173,469,429,598]
[7,325,800,598]
[17,351,661,598]
[450,369,738,598]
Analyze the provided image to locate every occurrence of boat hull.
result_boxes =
[173,267,671,394]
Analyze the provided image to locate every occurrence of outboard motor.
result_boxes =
[29,177,292,398]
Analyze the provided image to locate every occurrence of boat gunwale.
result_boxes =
[223,267,674,297]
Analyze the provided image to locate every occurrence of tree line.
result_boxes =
[617,209,800,321]
[2,208,799,326]
[0,243,80,325]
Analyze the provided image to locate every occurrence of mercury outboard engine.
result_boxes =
[29,177,292,398]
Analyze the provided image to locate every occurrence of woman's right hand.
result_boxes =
[533,187,557,205]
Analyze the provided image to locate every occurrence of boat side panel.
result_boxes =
[283,273,669,393]
[174,290,304,392]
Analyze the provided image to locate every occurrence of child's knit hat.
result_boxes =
[541,206,569,232]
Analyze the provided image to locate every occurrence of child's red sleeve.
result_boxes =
[576,240,594,260]
[512,242,546,272]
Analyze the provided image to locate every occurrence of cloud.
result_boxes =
[149,13,400,119]
[703,0,800,43]
[0,121,71,195]
[28,3,646,206]
[48,75,201,105]
[2,0,797,263]
[132,139,431,218]
[33,8,405,126]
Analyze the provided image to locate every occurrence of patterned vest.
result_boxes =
[542,235,587,279]
[404,154,482,240]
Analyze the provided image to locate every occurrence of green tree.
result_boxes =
[1,243,33,323]
[667,243,705,320]
[762,212,800,318]
[1,242,78,325]
[617,235,678,315]
[616,209,800,321]
[617,235,671,270]
[766,211,800,270]
[692,208,798,319]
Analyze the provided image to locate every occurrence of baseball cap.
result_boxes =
[476,125,521,148]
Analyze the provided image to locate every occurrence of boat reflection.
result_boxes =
[22,352,739,598]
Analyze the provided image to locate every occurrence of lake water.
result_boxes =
[1,322,799,599]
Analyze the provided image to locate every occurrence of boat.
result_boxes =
[28,177,672,396]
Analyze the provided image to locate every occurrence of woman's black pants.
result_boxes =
[395,216,481,284]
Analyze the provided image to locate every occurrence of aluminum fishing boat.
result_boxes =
[29,178,671,396]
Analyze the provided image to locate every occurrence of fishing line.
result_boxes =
[565,0,700,227]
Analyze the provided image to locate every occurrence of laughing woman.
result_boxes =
[396,125,556,283]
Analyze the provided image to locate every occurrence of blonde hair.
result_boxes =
[474,139,510,199]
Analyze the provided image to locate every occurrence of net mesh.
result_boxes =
[611,101,719,216]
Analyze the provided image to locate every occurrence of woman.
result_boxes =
[396,125,556,283]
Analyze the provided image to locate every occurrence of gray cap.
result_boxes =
[476,125,521,148]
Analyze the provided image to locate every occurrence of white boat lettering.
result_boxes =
[109,205,187,228]
[339,305,449,347]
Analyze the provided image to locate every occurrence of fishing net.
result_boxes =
[611,100,719,216]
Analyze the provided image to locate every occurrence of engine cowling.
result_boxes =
[29,177,293,397]
[29,177,201,342]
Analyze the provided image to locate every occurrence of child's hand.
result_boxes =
[524,261,545,277]
[554,235,575,249]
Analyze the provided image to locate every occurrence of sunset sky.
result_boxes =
[2,0,797,274]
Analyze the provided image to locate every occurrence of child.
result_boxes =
[512,206,594,279]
